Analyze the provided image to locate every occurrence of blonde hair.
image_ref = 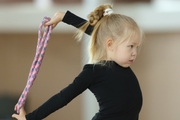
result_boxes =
[76,3,144,64]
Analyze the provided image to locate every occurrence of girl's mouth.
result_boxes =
[129,60,134,63]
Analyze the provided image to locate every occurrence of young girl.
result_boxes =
[12,4,144,120]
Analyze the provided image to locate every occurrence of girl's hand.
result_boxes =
[12,107,26,120]
[45,11,65,29]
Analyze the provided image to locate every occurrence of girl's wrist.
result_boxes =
[55,11,65,22]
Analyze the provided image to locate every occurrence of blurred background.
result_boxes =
[0,0,180,120]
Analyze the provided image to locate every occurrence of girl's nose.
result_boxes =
[132,49,137,56]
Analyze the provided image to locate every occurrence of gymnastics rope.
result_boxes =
[15,17,52,113]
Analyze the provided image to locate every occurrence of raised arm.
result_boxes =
[45,11,93,35]
[62,11,93,35]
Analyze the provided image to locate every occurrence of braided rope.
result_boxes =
[15,17,52,113]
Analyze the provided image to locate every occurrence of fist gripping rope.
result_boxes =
[15,17,52,113]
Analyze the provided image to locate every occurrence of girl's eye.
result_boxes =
[129,45,133,48]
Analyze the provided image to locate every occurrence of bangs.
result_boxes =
[116,26,144,46]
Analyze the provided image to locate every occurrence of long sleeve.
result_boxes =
[25,66,94,120]
[62,11,93,35]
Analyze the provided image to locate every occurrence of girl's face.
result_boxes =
[110,35,141,68]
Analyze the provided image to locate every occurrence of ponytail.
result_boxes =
[76,4,113,63]
[75,4,112,41]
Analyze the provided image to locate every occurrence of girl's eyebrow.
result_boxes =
[127,42,137,45]
[131,41,140,45]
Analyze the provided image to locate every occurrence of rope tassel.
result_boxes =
[15,17,52,113]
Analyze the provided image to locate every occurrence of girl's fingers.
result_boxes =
[44,20,56,29]
[45,20,54,26]
[12,113,19,119]
[52,23,58,29]
[14,104,18,111]
[45,22,57,29]
[44,11,65,28]
[12,114,26,120]
[12,107,26,120]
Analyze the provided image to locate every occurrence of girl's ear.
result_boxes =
[106,38,114,51]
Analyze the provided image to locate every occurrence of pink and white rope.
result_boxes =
[15,17,52,113]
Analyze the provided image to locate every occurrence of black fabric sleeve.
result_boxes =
[62,11,93,35]
[25,66,94,120]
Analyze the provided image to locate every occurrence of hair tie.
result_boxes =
[103,8,113,16]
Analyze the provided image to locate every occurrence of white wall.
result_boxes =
[0,1,180,33]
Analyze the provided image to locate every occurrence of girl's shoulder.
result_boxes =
[82,63,107,73]
[82,61,116,75]
[83,61,122,70]
[83,61,131,74]
[83,63,107,70]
